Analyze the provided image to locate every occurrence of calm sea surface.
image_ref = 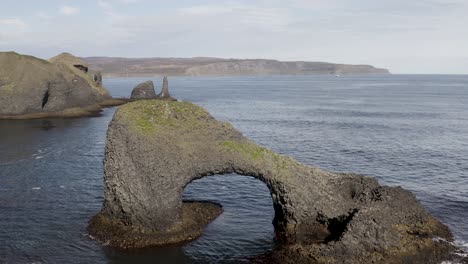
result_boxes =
[1,75,467,263]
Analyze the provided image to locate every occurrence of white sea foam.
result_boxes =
[31,148,48,160]
[31,187,41,190]
[437,237,468,263]
[455,240,468,249]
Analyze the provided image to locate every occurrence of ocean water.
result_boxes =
[0,75,467,263]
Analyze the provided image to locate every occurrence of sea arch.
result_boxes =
[89,100,453,263]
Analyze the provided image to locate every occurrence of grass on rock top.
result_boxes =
[117,100,214,133]
[116,100,296,174]
[220,140,293,172]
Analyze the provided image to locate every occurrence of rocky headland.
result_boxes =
[82,57,390,77]
[89,100,458,264]
[0,52,124,119]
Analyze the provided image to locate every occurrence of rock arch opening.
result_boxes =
[182,174,277,259]
[179,169,291,243]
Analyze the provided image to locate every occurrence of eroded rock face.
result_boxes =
[93,71,103,86]
[158,76,171,99]
[130,81,157,100]
[49,53,111,100]
[89,100,456,263]
[0,52,113,119]
[130,77,176,101]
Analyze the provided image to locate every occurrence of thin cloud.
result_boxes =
[1,0,467,73]
[120,0,140,3]
[60,6,80,15]
[0,18,27,28]
[98,0,112,9]
[36,12,52,20]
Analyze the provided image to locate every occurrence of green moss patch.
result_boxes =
[220,140,269,161]
[118,100,213,134]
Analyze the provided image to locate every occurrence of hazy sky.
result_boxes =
[1,0,467,74]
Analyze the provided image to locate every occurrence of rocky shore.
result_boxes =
[89,100,458,263]
[89,201,222,248]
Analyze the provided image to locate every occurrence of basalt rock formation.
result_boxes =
[0,52,118,119]
[94,71,103,87]
[130,77,176,101]
[89,100,457,263]
[159,76,169,98]
[130,81,158,100]
[158,76,176,100]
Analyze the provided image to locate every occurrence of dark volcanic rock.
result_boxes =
[0,52,113,119]
[89,100,456,263]
[158,76,170,98]
[94,71,103,86]
[130,81,157,100]
[157,76,176,100]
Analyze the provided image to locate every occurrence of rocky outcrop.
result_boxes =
[130,77,176,101]
[157,76,176,100]
[0,52,118,119]
[94,71,103,87]
[159,76,169,98]
[130,81,157,100]
[49,53,111,100]
[89,100,457,263]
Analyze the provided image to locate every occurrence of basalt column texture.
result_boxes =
[89,100,457,263]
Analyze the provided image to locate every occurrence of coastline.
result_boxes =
[0,99,127,120]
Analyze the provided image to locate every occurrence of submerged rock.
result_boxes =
[0,52,114,119]
[89,100,456,263]
[130,81,157,100]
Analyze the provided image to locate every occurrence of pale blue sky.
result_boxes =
[1,0,468,73]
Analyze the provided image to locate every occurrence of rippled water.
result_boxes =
[1,75,467,263]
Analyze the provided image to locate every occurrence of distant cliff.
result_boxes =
[81,57,390,77]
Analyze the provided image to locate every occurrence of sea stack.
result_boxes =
[0,52,114,119]
[89,100,456,263]
[158,76,176,100]
[94,71,103,87]
[130,81,158,100]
